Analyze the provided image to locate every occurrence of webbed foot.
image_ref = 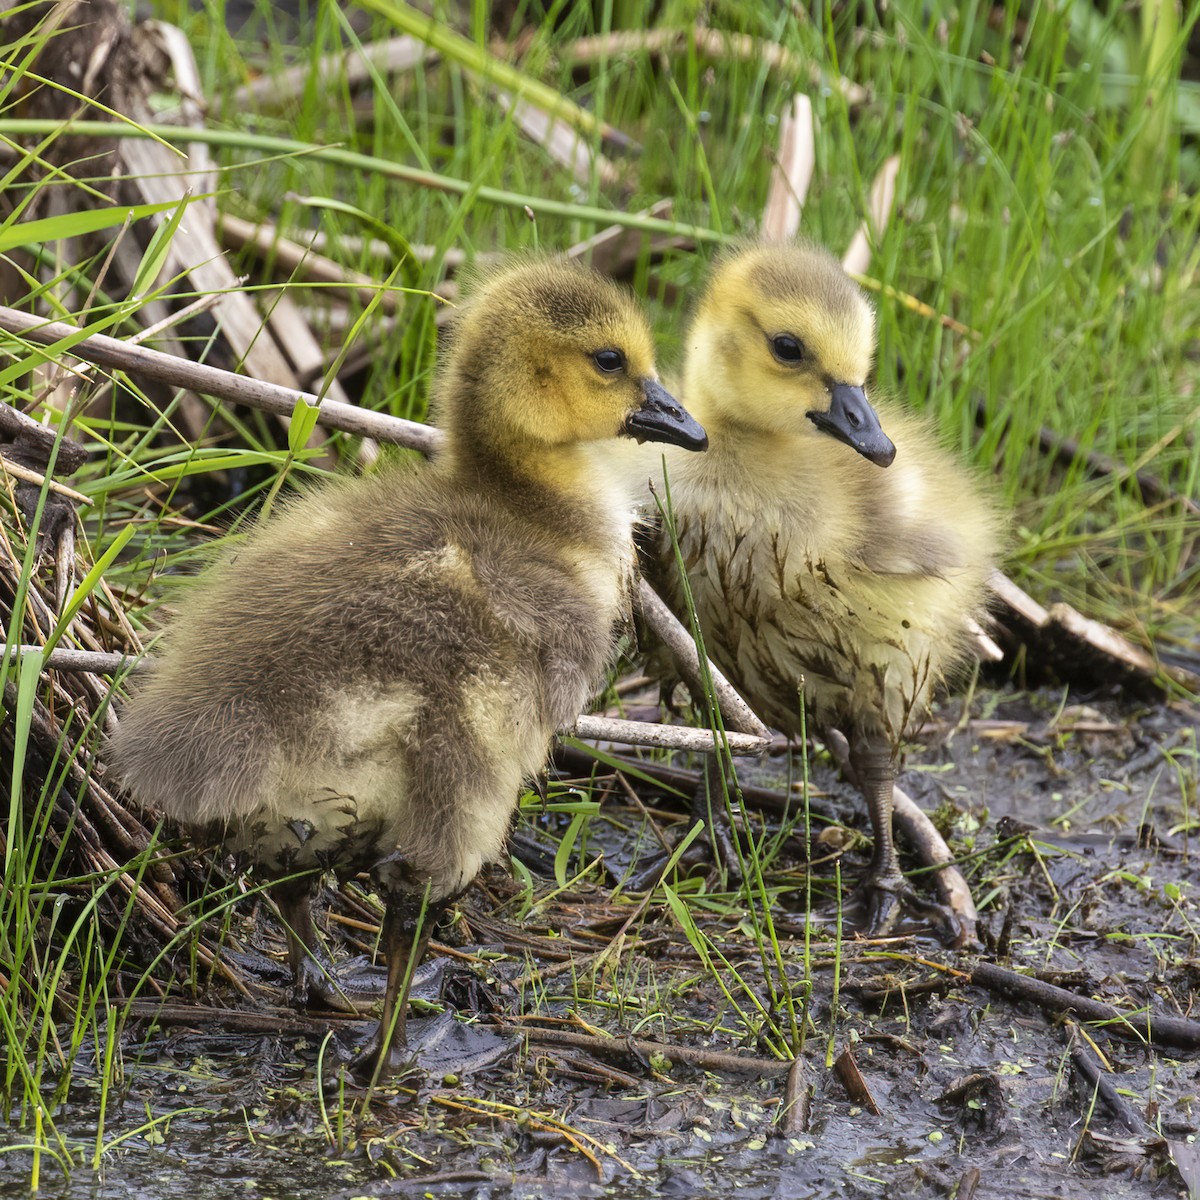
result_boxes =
[339,1010,515,1088]
[293,954,388,1013]
[853,867,967,946]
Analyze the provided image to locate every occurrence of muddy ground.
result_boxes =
[2,684,1198,1200]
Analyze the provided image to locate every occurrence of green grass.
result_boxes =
[0,0,1197,1185]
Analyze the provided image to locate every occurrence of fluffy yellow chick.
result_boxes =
[639,241,1000,934]
[109,258,707,1081]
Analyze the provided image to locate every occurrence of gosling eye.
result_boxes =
[593,348,626,374]
[770,334,807,365]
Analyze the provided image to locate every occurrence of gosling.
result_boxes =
[109,258,707,1081]
[637,242,1000,935]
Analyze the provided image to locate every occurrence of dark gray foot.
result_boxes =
[854,868,964,944]
[293,954,388,1013]
[338,1011,515,1088]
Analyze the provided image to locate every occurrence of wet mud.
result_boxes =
[2,686,1198,1200]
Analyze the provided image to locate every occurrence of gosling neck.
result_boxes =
[441,430,631,545]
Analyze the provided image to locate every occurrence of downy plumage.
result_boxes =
[633,242,1000,933]
[109,258,707,1080]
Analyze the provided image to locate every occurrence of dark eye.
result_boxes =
[593,348,626,373]
[770,334,806,364]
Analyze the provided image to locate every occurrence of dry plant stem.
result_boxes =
[567,200,677,272]
[221,34,433,113]
[556,743,816,817]
[0,306,441,455]
[217,213,405,315]
[122,999,349,1036]
[0,459,91,504]
[637,579,771,741]
[970,961,1200,1051]
[572,714,767,757]
[825,729,978,931]
[495,1021,792,1076]
[1064,1020,1147,1136]
[761,94,815,240]
[1029,408,1200,518]
[988,568,1199,690]
[496,91,619,189]
[781,1055,811,1136]
[561,29,868,106]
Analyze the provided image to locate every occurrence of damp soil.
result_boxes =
[3,685,1198,1200]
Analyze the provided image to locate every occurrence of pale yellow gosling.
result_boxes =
[637,241,1000,936]
[110,258,707,1082]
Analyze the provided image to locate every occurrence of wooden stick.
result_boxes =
[571,713,768,757]
[636,579,771,742]
[1064,1019,1147,1136]
[494,1019,793,1076]
[561,29,868,106]
[970,960,1200,1051]
[0,457,92,504]
[0,306,441,455]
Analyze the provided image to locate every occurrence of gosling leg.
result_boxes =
[273,878,367,1013]
[624,754,742,890]
[350,889,441,1085]
[845,732,962,942]
[690,754,745,886]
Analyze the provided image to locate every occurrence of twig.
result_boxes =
[970,960,1200,1051]
[561,29,868,106]
[0,457,92,505]
[494,1020,792,1076]
[989,568,1199,691]
[571,713,767,757]
[636,579,771,742]
[220,34,432,114]
[216,213,406,315]
[497,91,619,189]
[556,743,819,816]
[122,998,350,1036]
[566,200,686,276]
[1065,1019,1147,1136]
[0,306,441,455]
[1031,410,1200,518]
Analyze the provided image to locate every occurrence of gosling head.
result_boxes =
[439,258,707,458]
[685,242,895,467]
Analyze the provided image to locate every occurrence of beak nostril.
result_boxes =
[848,411,861,429]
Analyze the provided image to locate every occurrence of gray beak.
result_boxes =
[623,379,708,452]
[806,382,896,468]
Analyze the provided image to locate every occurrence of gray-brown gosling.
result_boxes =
[109,258,708,1081]
[635,242,1000,935]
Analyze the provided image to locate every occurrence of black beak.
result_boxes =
[623,379,708,452]
[806,382,896,467]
